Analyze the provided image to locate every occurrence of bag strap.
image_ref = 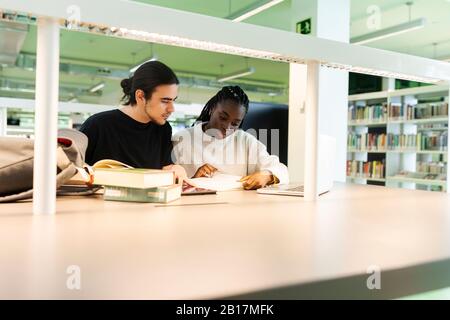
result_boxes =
[0,189,34,203]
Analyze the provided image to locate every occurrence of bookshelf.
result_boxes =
[347,85,450,193]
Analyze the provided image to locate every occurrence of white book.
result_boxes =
[186,173,243,192]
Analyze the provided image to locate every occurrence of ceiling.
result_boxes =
[0,0,449,107]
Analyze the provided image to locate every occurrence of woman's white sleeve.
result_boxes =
[247,134,290,184]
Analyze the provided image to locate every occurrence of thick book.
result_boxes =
[65,159,133,186]
[103,185,181,203]
[93,168,174,188]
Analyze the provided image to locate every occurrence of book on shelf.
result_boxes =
[388,103,414,120]
[389,171,446,182]
[385,102,448,121]
[418,124,448,131]
[414,102,448,120]
[103,185,182,203]
[347,133,386,151]
[346,160,385,180]
[387,133,418,150]
[384,132,448,151]
[416,161,447,175]
[419,131,448,151]
[348,103,387,123]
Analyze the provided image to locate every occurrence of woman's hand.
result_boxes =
[239,171,277,190]
[163,164,188,184]
[193,164,218,178]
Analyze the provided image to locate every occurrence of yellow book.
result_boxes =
[94,168,174,189]
[65,159,133,186]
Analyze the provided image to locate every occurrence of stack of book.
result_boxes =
[346,160,385,179]
[94,166,180,204]
[64,159,181,203]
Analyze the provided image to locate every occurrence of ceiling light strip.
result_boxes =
[230,0,285,22]
[217,67,256,82]
[351,18,426,45]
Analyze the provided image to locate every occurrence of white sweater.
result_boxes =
[172,123,289,184]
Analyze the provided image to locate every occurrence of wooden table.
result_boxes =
[1,183,450,299]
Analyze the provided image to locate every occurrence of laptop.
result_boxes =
[257,135,336,197]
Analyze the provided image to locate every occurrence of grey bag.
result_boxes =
[0,129,91,203]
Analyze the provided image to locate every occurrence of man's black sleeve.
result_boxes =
[79,117,99,166]
[161,123,174,167]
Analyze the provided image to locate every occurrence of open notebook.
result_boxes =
[186,173,243,192]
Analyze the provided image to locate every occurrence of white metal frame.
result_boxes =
[32,17,60,215]
[1,0,450,83]
[0,97,116,114]
[1,0,450,212]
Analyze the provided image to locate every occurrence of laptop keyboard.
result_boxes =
[286,185,304,192]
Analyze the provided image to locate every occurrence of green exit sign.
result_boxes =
[296,18,312,35]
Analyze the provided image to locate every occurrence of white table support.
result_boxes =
[32,17,60,215]
[304,61,320,201]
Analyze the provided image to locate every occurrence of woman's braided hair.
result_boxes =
[194,86,249,125]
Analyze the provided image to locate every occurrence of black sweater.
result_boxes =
[80,109,173,168]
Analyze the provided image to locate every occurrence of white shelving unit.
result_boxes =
[0,98,205,138]
[347,84,450,193]
[0,97,116,138]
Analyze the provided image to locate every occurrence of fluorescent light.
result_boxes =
[129,55,158,73]
[217,67,255,82]
[322,62,441,84]
[67,96,78,103]
[88,82,105,93]
[351,18,426,45]
[228,0,284,22]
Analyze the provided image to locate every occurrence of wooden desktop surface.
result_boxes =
[1,183,450,299]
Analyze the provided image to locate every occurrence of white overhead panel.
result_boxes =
[1,0,450,84]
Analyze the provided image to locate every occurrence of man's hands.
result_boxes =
[163,164,188,184]
[193,164,218,178]
[239,170,277,190]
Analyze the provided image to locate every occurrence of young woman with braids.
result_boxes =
[80,60,187,183]
[172,86,289,190]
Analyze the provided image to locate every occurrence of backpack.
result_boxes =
[0,129,93,203]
